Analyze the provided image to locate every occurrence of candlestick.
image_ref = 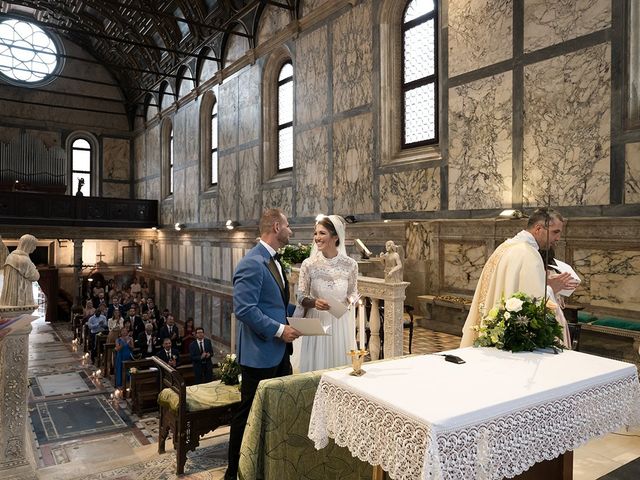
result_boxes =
[358,300,366,350]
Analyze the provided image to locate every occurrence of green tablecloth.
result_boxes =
[239,369,373,480]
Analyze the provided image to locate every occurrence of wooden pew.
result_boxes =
[153,357,240,475]
[121,354,201,414]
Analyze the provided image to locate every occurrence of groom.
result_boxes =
[225,208,301,480]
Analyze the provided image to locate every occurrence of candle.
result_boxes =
[358,299,366,350]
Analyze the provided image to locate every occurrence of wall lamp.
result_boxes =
[344,215,357,224]
[226,220,240,230]
[174,223,185,231]
[498,209,528,219]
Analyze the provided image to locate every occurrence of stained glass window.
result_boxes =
[402,0,438,147]
[0,18,59,84]
[211,101,218,185]
[71,139,91,196]
[277,62,293,171]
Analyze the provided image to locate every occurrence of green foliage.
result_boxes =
[220,353,241,385]
[474,292,565,352]
[278,243,313,271]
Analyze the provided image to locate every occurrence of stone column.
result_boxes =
[0,325,33,475]
[72,238,84,308]
[383,282,410,358]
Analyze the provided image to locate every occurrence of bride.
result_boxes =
[296,215,358,372]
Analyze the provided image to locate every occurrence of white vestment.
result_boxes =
[460,230,546,347]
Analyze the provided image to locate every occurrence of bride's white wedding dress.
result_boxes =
[296,252,358,373]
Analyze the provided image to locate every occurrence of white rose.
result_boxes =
[505,297,524,312]
[503,312,511,319]
[230,353,237,361]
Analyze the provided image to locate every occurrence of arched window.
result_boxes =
[162,119,174,198]
[71,138,92,196]
[277,62,293,171]
[402,0,438,147]
[211,100,218,185]
[169,127,174,195]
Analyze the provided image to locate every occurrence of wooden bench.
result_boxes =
[153,357,241,474]
[121,354,202,414]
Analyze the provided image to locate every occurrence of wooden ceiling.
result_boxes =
[0,0,294,122]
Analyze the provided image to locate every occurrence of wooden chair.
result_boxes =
[153,357,241,474]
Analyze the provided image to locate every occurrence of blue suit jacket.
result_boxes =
[233,243,294,368]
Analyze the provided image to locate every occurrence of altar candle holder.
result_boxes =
[348,349,368,376]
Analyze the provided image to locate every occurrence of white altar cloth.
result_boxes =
[308,348,640,480]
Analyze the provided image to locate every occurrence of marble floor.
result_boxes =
[19,318,640,480]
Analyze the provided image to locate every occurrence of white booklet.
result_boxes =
[287,317,331,336]
[324,293,349,318]
[552,258,581,297]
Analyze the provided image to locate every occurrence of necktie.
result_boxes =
[199,341,203,353]
[273,252,281,261]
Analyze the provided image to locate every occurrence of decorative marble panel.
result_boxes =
[222,247,232,282]
[238,147,261,221]
[102,182,129,199]
[332,2,372,113]
[218,153,237,221]
[135,181,145,200]
[449,0,512,77]
[442,242,485,293]
[524,0,610,53]
[301,0,329,17]
[296,27,328,126]
[332,113,374,215]
[133,135,145,180]
[160,203,173,226]
[181,102,199,164]
[295,125,329,217]
[523,44,610,207]
[572,249,640,312]
[225,27,250,65]
[263,187,292,213]
[380,168,440,213]
[449,72,512,210]
[625,143,640,204]
[145,125,161,177]
[219,77,239,150]
[257,4,291,45]
[200,196,218,223]
[172,168,186,219]
[194,245,202,277]
[238,66,260,145]
[212,245,221,280]
[174,165,197,223]
[406,222,436,261]
[103,138,130,180]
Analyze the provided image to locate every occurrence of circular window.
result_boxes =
[0,18,60,84]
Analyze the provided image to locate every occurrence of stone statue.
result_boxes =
[379,240,403,283]
[0,234,40,307]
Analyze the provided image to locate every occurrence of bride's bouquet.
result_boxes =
[474,292,565,352]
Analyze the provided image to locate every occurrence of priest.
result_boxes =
[460,208,576,347]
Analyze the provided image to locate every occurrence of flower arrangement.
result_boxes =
[219,353,241,385]
[474,292,565,352]
[278,243,312,271]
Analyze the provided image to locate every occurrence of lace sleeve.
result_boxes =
[347,259,358,299]
[296,260,311,305]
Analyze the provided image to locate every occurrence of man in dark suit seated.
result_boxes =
[136,323,158,358]
[189,327,214,384]
[156,338,179,368]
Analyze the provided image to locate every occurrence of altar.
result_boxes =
[309,348,640,480]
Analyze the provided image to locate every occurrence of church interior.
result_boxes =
[0,0,639,479]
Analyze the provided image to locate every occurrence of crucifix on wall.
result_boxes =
[96,251,105,262]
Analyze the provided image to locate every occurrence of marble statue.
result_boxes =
[380,240,403,283]
[0,234,40,307]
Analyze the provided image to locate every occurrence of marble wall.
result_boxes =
[296,27,328,126]
[448,0,512,77]
[523,0,611,52]
[449,72,512,209]
[625,143,640,204]
[295,125,329,217]
[523,44,610,206]
[380,168,440,213]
